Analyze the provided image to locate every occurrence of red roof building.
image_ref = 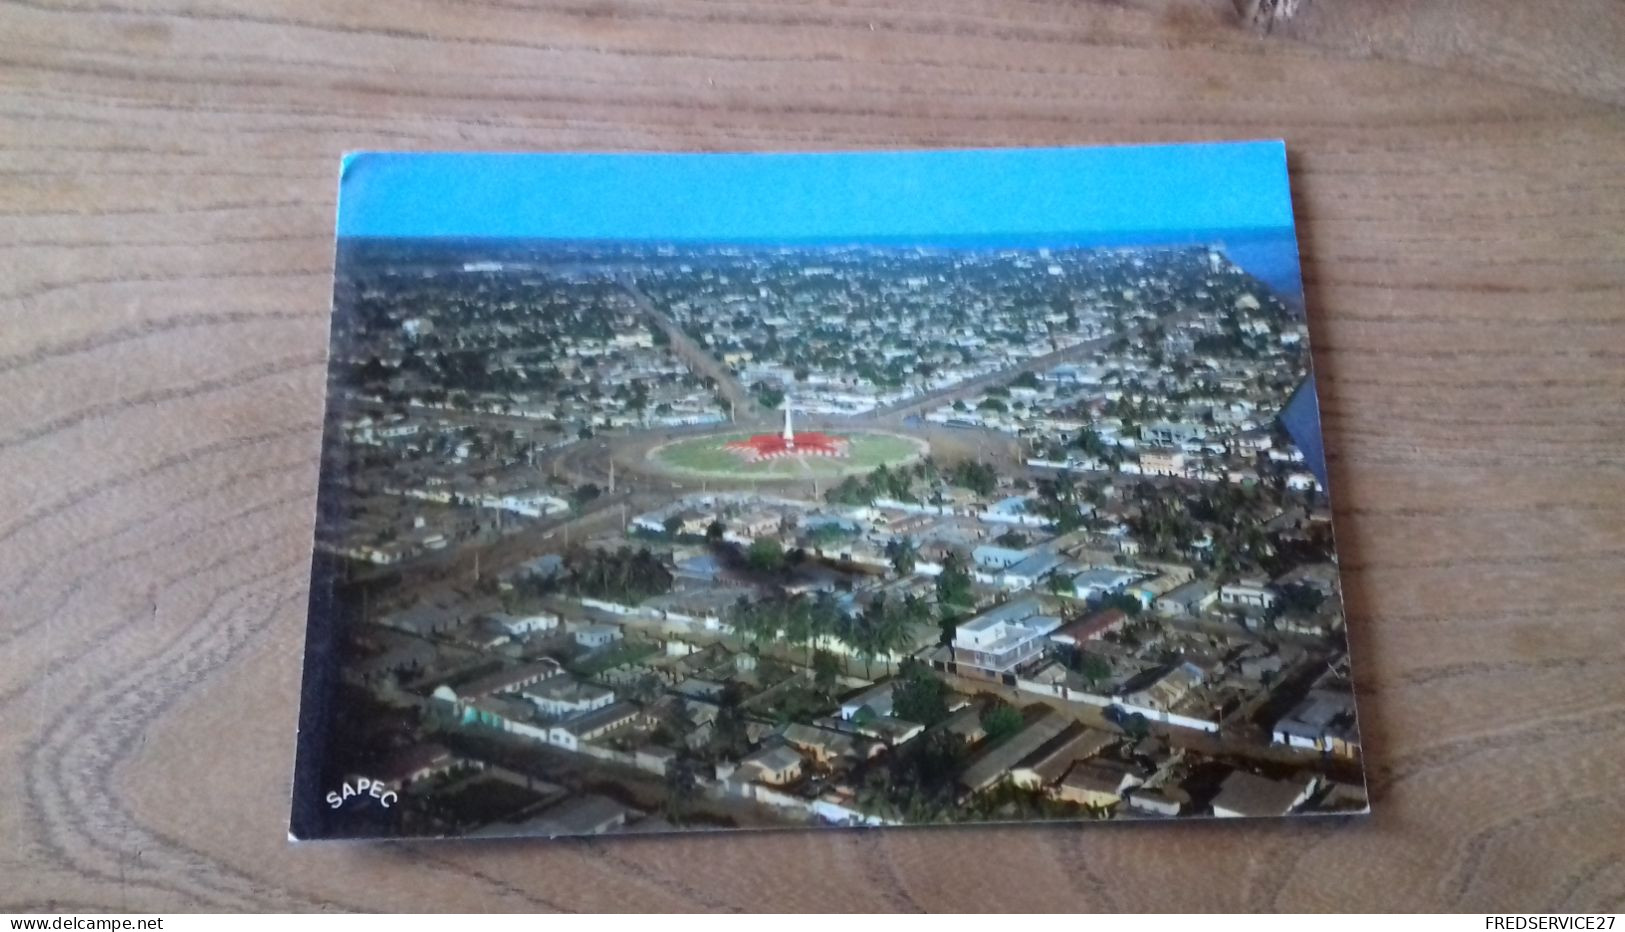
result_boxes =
[1049,609,1130,646]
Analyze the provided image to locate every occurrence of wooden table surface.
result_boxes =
[4,0,1624,913]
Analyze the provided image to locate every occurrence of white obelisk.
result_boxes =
[781,397,795,449]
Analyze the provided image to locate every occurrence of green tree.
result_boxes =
[887,536,918,577]
[1072,426,1108,459]
[825,475,871,506]
[845,597,885,678]
[630,672,665,705]
[947,460,998,497]
[808,591,842,656]
[781,598,815,664]
[710,683,751,760]
[564,546,673,601]
[812,649,842,697]
[936,551,974,609]
[1120,712,1151,740]
[874,598,915,675]
[730,597,773,644]
[902,592,931,626]
[1074,651,1112,685]
[1099,592,1143,617]
[746,537,786,573]
[980,703,1024,743]
[937,606,961,647]
[891,660,950,727]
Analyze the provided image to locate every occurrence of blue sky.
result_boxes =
[336,142,1296,242]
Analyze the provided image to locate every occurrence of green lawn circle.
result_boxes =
[646,431,927,480]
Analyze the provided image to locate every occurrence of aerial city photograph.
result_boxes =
[293,148,1365,839]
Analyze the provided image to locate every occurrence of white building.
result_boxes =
[547,702,640,751]
[949,597,1063,680]
[1220,579,1278,611]
[573,623,624,648]
[485,492,571,518]
[1071,566,1144,602]
[485,611,560,637]
[521,676,616,718]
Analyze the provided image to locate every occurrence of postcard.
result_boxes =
[290,142,1366,840]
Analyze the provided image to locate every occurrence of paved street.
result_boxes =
[620,277,764,422]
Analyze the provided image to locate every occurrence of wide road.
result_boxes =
[863,308,1199,424]
[618,276,764,423]
[353,488,669,602]
[947,667,1360,781]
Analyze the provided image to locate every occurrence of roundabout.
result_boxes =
[645,416,927,482]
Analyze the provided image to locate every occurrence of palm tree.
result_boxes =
[846,601,883,679]
[887,536,918,577]
[809,592,841,659]
[782,598,814,665]
[876,603,914,676]
[730,597,766,645]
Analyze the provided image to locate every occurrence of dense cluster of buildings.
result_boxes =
[335,254,728,433]
[634,246,1143,414]
[313,240,1364,838]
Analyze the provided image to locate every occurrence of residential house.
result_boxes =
[1055,759,1145,808]
[521,676,616,718]
[1271,688,1360,759]
[840,681,897,721]
[1220,578,1278,611]
[455,616,514,650]
[738,744,805,787]
[1121,663,1205,712]
[781,723,858,767]
[435,659,564,706]
[373,743,461,791]
[1009,725,1116,789]
[971,545,1031,582]
[1210,770,1317,818]
[523,794,629,837]
[1000,551,1067,591]
[1141,422,1206,447]
[1125,786,1186,817]
[573,622,623,648]
[946,597,1064,680]
[957,709,1072,793]
[1071,566,1144,602]
[1272,562,1341,599]
[1155,580,1218,618]
[1125,572,1185,610]
[485,611,560,637]
[1138,447,1188,477]
[548,701,641,751]
[1048,609,1129,646]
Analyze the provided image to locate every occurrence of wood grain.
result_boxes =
[3,0,1624,913]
